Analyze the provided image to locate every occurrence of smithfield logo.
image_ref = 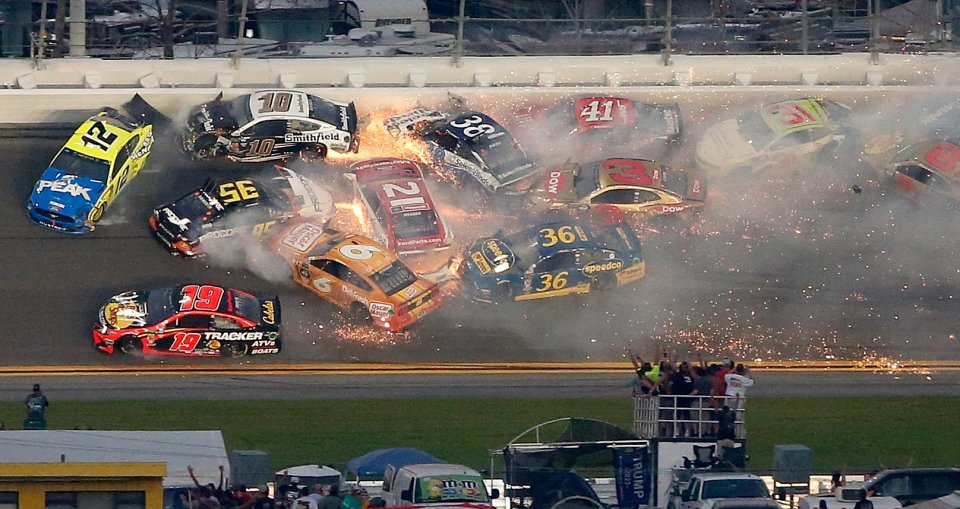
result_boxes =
[37,176,93,201]
[284,131,344,143]
[583,259,624,275]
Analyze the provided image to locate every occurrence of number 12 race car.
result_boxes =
[93,284,281,357]
[178,90,359,162]
[27,94,162,234]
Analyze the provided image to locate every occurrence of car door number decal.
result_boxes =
[171,332,201,353]
[81,121,118,151]
[313,277,332,293]
[247,139,275,156]
[339,244,381,260]
[536,271,569,292]
[179,285,224,311]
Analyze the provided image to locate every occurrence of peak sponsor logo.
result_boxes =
[37,178,93,201]
[583,259,624,275]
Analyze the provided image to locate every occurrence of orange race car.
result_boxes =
[270,221,442,332]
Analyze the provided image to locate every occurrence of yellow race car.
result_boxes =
[269,221,442,332]
[27,95,162,234]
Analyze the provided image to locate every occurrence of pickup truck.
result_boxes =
[800,487,901,509]
[801,468,960,509]
[381,463,499,508]
[668,473,773,509]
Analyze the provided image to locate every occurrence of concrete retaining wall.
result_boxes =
[2,53,960,123]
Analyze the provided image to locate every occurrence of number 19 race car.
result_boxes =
[27,94,163,234]
[149,166,335,257]
[457,220,645,303]
[178,89,359,163]
[94,284,281,357]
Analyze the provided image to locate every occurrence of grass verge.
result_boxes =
[1,396,956,475]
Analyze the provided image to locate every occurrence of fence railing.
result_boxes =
[634,395,747,440]
[2,1,957,64]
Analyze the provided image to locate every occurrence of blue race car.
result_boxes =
[457,220,645,302]
[384,108,539,193]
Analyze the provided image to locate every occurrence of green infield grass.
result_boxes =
[1,396,956,475]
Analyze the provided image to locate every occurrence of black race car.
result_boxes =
[178,89,359,163]
[149,166,335,257]
[384,108,538,193]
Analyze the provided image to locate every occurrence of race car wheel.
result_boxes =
[116,336,142,355]
[591,272,616,292]
[220,342,248,358]
[299,145,328,163]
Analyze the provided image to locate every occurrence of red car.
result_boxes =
[93,284,281,357]
[346,157,452,256]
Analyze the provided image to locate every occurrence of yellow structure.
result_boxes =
[0,462,165,509]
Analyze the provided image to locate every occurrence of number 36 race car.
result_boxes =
[93,284,281,357]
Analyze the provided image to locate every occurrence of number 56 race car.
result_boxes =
[93,284,281,357]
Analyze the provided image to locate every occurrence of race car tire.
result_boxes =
[299,145,328,163]
[591,272,616,292]
[220,341,248,358]
[116,336,142,355]
[192,134,219,156]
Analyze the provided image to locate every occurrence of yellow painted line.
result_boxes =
[0,360,958,377]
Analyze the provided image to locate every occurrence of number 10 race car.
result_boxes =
[93,284,281,357]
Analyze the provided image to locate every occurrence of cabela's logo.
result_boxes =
[583,259,624,275]
[261,300,276,324]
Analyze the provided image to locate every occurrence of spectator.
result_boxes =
[278,475,300,503]
[715,359,734,404]
[239,486,276,509]
[197,486,221,508]
[831,470,846,491]
[691,365,713,435]
[295,486,319,509]
[724,364,754,401]
[715,404,737,441]
[321,484,343,509]
[627,347,659,396]
[853,489,874,509]
[657,360,676,436]
[307,485,325,506]
[342,486,368,509]
[188,465,225,501]
[367,497,386,509]
[669,361,697,437]
[227,485,253,508]
[25,384,49,422]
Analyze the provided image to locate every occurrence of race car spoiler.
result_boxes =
[121,93,172,132]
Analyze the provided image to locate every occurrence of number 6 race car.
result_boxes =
[93,284,281,357]
[27,94,163,234]
[457,220,645,303]
[178,89,359,163]
[269,221,442,332]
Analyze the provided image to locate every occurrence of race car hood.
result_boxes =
[31,168,106,217]
[99,291,149,329]
[462,237,518,277]
[696,119,757,172]
[153,186,224,242]
[532,166,578,202]
[277,169,335,221]
[187,100,238,134]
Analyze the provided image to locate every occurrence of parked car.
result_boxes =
[668,473,772,509]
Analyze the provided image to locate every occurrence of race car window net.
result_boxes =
[232,292,262,323]
[51,148,110,182]
[371,261,419,296]
[533,251,577,273]
[393,211,439,240]
[229,96,254,125]
[308,96,352,131]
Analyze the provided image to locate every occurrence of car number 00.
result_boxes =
[449,115,495,138]
[339,244,381,260]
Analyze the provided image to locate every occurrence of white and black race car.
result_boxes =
[178,89,359,163]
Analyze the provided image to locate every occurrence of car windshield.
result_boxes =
[574,162,603,197]
[308,96,345,128]
[370,261,419,296]
[232,291,261,322]
[228,95,253,125]
[146,287,178,323]
[504,230,542,271]
[702,479,770,499]
[393,211,439,240]
[50,148,110,182]
[174,186,222,222]
[661,169,688,195]
[473,138,527,172]
[737,111,776,148]
[414,476,489,504]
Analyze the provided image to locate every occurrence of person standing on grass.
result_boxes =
[321,484,343,509]
[25,384,48,421]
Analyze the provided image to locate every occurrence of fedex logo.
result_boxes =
[38,178,92,201]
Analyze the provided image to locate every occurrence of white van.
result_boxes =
[381,463,498,507]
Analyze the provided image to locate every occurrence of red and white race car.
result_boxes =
[346,157,452,257]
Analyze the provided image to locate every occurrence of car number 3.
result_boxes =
[449,115,496,138]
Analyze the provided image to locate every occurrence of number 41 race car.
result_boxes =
[93,284,281,357]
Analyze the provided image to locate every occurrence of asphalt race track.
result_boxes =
[4,97,960,369]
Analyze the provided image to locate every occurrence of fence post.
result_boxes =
[453,0,466,67]
[661,0,673,66]
[233,0,249,69]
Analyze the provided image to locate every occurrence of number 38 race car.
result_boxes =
[457,220,645,303]
[27,94,164,234]
[93,284,281,357]
[178,89,359,163]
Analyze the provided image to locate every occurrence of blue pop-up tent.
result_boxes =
[346,447,446,478]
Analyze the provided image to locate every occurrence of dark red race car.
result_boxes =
[93,284,281,357]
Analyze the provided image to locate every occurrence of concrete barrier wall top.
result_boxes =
[2,53,960,124]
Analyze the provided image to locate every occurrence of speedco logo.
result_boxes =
[203,331,264,340]
[583,259,624,275]
[284,131,343,143]
[38,178,92,201]
[261,300,276,324]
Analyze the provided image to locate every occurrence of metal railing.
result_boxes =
[634,395,746,440]
[2,1,957,64]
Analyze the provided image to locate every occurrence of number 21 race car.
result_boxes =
[93,284,281,357]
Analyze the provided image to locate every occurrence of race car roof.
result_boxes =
[903,140,960,180]
[507,221,640,262]
[312,234,396,275]
[759,98,838,135]
[64,114,139,161]
[246,90,354,130]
